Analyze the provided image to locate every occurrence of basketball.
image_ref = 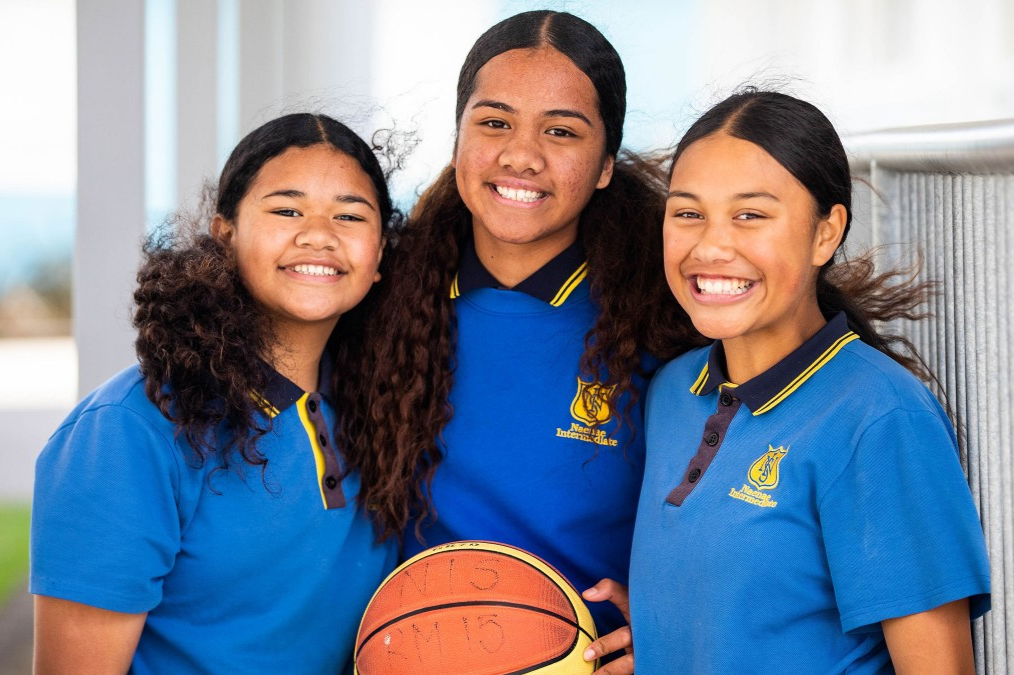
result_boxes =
[354,540,599,674]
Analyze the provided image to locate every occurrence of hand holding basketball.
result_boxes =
[583,579,634,675]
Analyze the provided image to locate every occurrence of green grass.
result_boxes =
[0,503,31,608]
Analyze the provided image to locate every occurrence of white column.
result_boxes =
[282,0,374,117]
[75,0,146,395]
[237,0,375,137]
[238,0,284,135]
[176,0,219,210]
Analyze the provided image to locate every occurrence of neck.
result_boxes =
[722,303,827,384]
[268,320,337,392]
[472,225,577,288]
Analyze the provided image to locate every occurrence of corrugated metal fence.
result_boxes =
[849,120,1014,675]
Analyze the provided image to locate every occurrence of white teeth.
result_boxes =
[697,277,753,295]
[495,185,544,203]
[291,264,339,276]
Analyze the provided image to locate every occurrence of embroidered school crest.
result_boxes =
[747,445,789,491]
[569,378,616,426]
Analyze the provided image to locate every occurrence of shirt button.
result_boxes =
[308,399,318,413]
[720,392,733,406]
[705,432,720,446]
[688,467,702,483]
[325,475,338,489]
[318,433,328,447]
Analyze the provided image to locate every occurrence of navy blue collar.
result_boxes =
[450,239,588,306]
[690,312,859,415]
[256,349,335,416]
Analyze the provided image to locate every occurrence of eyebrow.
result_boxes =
[471,99,593,126]
[666,190,780,202]
[262,189,376,211]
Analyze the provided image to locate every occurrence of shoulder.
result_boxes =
[46,365,180,457]
[649,346,710,391]
[830,340,942,415]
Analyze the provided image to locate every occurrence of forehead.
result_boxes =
[670,133,808,196]
[469,47,601,116]
[248,145,376,197]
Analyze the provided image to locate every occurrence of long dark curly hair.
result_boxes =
[340,11,706,542]
[133,113,400,511]
[670,89,936,378]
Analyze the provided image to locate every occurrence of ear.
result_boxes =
[812,204,847,267]
[595,154,615,190]
[211,214,235,247]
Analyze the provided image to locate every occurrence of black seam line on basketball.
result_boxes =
[506,623,585,675]
[357,547,588,659]
[356,600,594,654]
[380,549,586,642]
[507,642,581,675]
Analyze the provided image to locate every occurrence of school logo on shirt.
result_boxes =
[555,378,619,446]
[570,379,615,425]
[748,444,788,490]
[729,445,788,508]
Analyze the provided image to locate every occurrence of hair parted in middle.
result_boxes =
[134,112,405,534]
[669,89,936,379]
[340,10,705,543]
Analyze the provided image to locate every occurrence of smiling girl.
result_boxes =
[345,11,701,670]
[628,90,991,673]
[30,113,399,673]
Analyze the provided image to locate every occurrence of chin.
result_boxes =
[688,316,747,342]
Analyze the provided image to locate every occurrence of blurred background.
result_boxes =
[1,0,1012,671]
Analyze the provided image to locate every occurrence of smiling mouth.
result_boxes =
[492,184,546,203]
[694,276,754,296]
[288,264,342,277]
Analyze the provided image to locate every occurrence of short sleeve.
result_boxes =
[30,404,184,613]
[819,407,991,633]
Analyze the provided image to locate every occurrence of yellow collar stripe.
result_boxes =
[550,262,589,307]
[295,392,330,509]
[690,363,709,395]
[752,332,859,415]
[250,391,280,418]
[450,273,460,299]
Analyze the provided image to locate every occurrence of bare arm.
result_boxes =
[582,579,634,675]
[882,598,974,675]
[34,595,146,675]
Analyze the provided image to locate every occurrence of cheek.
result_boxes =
[349,233,384,269]
[661,227,687,268]
[453,133,493,174]
[662,232,690,294]
[566,153,606,192]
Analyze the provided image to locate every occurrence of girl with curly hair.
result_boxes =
[31,113,400,673]
[342,11,702,670]
[630,90,990,673]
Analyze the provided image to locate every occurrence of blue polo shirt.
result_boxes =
[405,239,650,637]
[630,313,990,673]
[31,361,396,674]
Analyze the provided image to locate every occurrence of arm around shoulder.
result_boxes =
[34,595,146,674]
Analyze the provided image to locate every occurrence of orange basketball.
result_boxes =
[354,540,599,674]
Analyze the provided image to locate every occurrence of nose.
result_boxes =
[498,129,545,175]
[294,214,338,250]
[690,222,735,264]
